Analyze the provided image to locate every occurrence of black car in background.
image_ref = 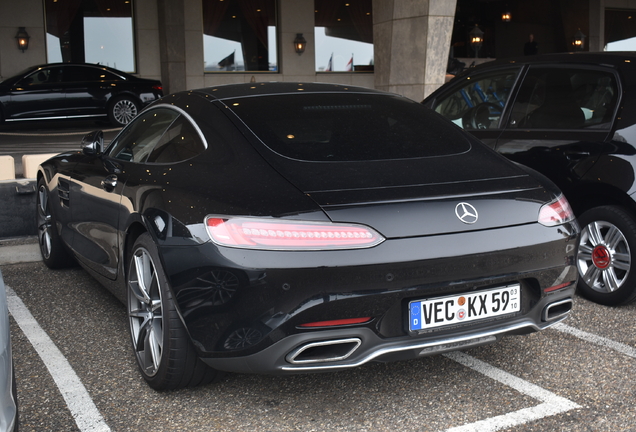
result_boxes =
[37,83,578,389]
[424,52,636,306]
[0,63,162,127]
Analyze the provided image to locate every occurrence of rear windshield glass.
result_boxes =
[224,93,470,161]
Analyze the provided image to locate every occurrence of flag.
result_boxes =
[325,53,333,72]
[346,55,353,71]
[218,51,235,69]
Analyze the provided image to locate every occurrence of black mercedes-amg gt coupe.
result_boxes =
[37,83,578,389]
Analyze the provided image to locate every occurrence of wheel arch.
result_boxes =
[565,182,636,219]
[123,221,148,277]
[108,91,142,107]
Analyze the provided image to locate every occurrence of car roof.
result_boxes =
[192,82,388,100]
[28,62,135,77]
[458,52,636,77]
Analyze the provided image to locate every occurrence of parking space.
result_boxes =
[1,247,635,432]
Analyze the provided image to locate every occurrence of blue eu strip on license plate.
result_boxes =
[409,284,521,331]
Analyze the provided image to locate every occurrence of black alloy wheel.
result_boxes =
[36,178,74,269]
[127,233,219,390]
[577,205,636,305]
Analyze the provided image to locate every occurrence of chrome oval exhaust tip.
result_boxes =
[286,338,362,365]
[542,298,573,321]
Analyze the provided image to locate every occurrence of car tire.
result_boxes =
[127,233,220,390]
[36,179,74,269]
[108,95,139,127]
[576,205,636,305]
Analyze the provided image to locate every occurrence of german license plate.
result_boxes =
[409,284,521,331]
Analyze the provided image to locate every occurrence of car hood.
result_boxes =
[262,144,552,239]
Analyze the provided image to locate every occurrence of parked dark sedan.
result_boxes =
[0,63,162,127]
[37,83,578,390]
[424,52,636,306]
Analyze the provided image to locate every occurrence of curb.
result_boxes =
[0,243,41,265]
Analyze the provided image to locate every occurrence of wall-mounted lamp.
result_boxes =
[501,11,512,22]
[469,25,484,58]
[15,27,30,53]
[572,29,586,51]
[294,33,307,55]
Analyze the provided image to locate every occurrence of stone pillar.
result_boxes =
[0,0,46,80]
[588,0,603,52]
[373,0,456,101]
[157,0,187,94]
[279,0,316,82]
[134,0,162,82]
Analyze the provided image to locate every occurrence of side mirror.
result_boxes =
[82,130,104,156]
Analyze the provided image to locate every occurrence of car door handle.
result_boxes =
[101,174,118,191]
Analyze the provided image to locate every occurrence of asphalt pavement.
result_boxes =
[1,121,636,431]
[1,236,635,432]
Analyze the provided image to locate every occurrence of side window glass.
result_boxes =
[147,116,206,163]
[21,67,62,86]
[509,67,618,130]
[82,68,116,82]
[434,68,520,130]
[107,109,179,163]
[62,66,89,82]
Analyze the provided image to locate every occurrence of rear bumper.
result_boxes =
[158,220,578,372]
[202,293,573,374]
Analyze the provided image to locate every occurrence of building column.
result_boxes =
[373,0,456,101]
[0,0,46,80]
[157,0,187,94]
[279,0,316,82]
[588,0,604,51]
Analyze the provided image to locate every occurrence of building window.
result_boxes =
[314,0,373,72]
[605,9,636,50]
[45,0,135,72]
[203,0,277,72]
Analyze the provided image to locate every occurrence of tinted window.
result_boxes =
[434,68,521,130]
[21,67,63,85]
[226,93,470,161]
[147,116,206,163]
[108,109,180,162]
[509,67,618,130]
[63,66,121,82]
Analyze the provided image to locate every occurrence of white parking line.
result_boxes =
[553,322,636,359]
[442,351,580,432]
[6,286,111,432]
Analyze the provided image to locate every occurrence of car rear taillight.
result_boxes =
[538,194,575,227]
[152,85,163,91]
[205,216,385,250]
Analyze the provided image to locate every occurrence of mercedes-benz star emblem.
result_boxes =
[455,202,478,224]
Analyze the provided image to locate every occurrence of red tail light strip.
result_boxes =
[205,216,384,250]
[299,317,373,328]
[544,282,574,293]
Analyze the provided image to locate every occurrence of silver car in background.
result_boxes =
[0,271,17,431]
